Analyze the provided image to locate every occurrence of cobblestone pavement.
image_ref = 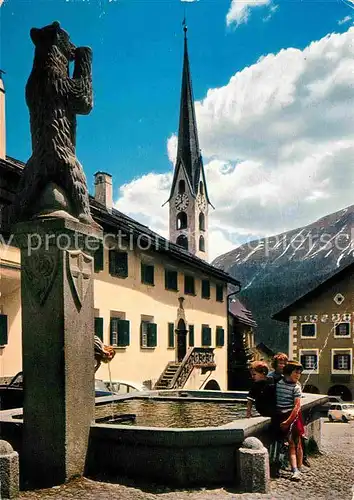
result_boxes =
[20,419,354,500]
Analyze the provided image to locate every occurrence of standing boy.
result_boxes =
[275,361,304,481]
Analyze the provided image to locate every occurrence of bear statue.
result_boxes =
[14,21,98,227]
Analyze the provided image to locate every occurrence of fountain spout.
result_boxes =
[94,336,116,373]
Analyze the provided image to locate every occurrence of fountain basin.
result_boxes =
[86,391,327,486]
[0,391,327,488]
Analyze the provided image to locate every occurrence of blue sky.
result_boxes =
[1,0,354,260]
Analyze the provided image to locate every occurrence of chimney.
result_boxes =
[0,72,5,159]
[94,172,113,212]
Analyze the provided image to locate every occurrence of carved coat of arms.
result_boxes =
[67,250,92,306]
[22,250,59,305]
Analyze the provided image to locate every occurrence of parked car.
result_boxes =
[0,371,23,410]
[0,372,115,409]
[104,380,149,395]
[94,379,114,397]
[320,395,344,412]
[328,403,354,422]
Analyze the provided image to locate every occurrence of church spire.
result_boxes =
[175,20,201,195]
[167,22,212,261]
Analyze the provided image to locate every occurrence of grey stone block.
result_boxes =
[0,440,19,499]
[238,437,269,493]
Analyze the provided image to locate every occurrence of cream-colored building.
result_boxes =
[0,29,241,391]
[0,165,239,390]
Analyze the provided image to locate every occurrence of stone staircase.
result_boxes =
[154,362,181,389]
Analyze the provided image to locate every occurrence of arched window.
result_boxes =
[199,235,205,252]
[176,212,187,230]
[203,380,220,390]
[199,181,204,195]
[199,212,205,231]
[176,235,188,250]
[178,180,186,194]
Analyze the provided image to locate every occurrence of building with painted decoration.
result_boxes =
[273,262,354,401]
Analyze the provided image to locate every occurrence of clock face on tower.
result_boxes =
[197,193,206,212]
[175,193,189,211]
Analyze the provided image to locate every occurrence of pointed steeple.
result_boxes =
[166,21,212,261]
[176,22,201,195]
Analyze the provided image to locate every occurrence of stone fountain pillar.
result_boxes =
[16,219,102,488]
[12,22,103,488]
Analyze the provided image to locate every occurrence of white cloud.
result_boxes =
[263,4,278,22]
[167,134,178,165]
[338,15,352,24]
[226,0,273,26]
[115,28,354,262]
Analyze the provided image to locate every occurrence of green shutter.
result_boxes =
[94,317,104,341]
[147,323,157,347]
[184,275,195,295]
[109,251,128,278]
[202,280,210,299]
[94,244,104,272]
[165,270,178,290]
[0,315,8,345]
[216,327,225,347]
[202,325,211,346]
[118,319,130,347]
[189,324,194,347]
[216,284,224,302]
[109,250,116,275]
[168,323,175,348]
[171,271,178,290]
[147,265,154,285]
[110,318,119,345]
[141,263,154,285]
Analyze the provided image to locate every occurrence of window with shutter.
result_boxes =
[117,319,130,347]
[216,327,224,347]
[189,324,194,347]
[141,321,148,347]
[216,284,224,302]
[332,350,352,372]
[147,323,157,347]
[301,324,316,337]
[201,280,210,299]
[168,323,175,348]
[184,275,195,295]
[94,317,104,341]
[334,323,350,337]
[0,315,8,346]
[141,263,154,285]
[201,325,211,346]
[165,270,178,291]
[110,318,119,346]
[109,250,128,278]
[300,354,317,370]
[94,243,104,273]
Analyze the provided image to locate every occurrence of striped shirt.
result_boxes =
[276,379,301,413]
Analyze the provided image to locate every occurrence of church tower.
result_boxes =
[167,23,212,261]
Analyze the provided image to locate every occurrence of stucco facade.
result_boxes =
[0,238,231,390]
[274,265,354,400]
[93,244,228,388]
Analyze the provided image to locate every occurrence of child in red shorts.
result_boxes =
[275,361,304,481]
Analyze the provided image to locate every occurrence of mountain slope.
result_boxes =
[213,205,354,351]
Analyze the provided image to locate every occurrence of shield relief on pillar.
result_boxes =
[22,250,59,305]
[67,250,93,307]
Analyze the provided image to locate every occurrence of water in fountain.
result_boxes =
[107,362,115,421]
